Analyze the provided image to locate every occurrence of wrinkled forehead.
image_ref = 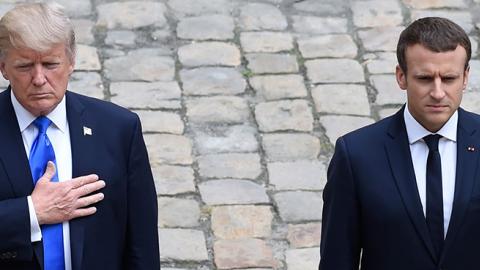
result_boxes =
[1,43,72,63]
[404,44,469,68]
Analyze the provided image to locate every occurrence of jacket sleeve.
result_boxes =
[0,196,34,261]
[123,115,160,269]
[319,137,361,270]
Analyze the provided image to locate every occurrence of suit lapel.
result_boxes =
[0,88,44,269]
[66,91,91,270]
[0,89,34,198]
[384,107,438,262]
[441,108,479,261]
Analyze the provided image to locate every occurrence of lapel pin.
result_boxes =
[467,146,475,152]
[83,126,92,136]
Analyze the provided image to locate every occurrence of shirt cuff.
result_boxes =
[27,196,42,242]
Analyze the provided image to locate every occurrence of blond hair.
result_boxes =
[0,2,75,61]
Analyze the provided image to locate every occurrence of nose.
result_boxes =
[31,64,46,86]
[430,76,446,100]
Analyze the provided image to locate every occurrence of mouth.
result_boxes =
[426,104,449,112]
[29,92,53,99]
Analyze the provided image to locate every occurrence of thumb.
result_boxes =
[38,161,56,183]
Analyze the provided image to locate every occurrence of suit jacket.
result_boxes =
[320,107,480,270]
[0,88,160,270]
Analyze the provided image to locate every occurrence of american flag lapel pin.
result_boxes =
[83,126,92,136]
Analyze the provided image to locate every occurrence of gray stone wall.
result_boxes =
[2,0,480,269]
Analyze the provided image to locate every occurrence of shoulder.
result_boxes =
[329,112,402,167]
[459,107,480,123]
[341,113,397,144]
[66,91,139,122]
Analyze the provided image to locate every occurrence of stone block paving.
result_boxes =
[4,0,480,269]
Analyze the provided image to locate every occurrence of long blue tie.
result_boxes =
[424,134,444,258]
[29,116,65,270]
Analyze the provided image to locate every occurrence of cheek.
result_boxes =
[8,74,31,88]
[46,72,69,88]
[406,88,424,101]
[453,92,463,104]
[446,84,463,97]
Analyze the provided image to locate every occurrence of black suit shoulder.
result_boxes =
[65,91,143,156]
[66,91,139,123]
[459,107,480,124]
[339,112,397,149]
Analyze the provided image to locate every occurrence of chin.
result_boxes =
[429,117,449,128]
[28,103,57,116]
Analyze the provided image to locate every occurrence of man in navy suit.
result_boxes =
[0,3,160,269]
[320,17,480,269]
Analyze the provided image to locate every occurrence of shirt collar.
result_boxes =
[403,104,457,144]
[10,90,68,133]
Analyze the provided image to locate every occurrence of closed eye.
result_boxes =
[44,62,60,69]
[15,63,33,71]
[415,76,432,81]
[442,76,458,82]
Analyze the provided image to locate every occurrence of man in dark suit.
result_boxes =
[0,3,160,270]
[320,17,480,269]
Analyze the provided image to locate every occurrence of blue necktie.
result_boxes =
[424,134,444,258]
[29,116,65,270]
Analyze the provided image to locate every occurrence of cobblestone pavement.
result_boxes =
[3,0,480,269]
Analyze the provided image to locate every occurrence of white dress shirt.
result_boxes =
[11,92,72,270]
[404,107,457,238]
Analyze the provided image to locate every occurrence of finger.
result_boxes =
[71,207,97,219]
[76,193,104,208]
[74,180,106,197]
[69,174,100,189]
[38,161,56,183]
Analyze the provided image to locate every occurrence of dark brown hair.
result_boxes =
[397,17,471,73]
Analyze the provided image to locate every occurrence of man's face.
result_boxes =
[0,44,74,116]
[396,44,469,132]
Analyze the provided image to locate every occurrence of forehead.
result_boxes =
[404,44,467,72]
[4,44,68,61]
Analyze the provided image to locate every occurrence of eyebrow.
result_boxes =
[12,60,33,65]
[413,71,461,76]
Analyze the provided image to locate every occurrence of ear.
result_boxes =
[68,59,75,75]
[462,65,470,90]
[395,65,407,90]
[0,60,8,80]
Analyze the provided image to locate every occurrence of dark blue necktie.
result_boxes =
[424,134,444,258]
[29,116,65,270]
